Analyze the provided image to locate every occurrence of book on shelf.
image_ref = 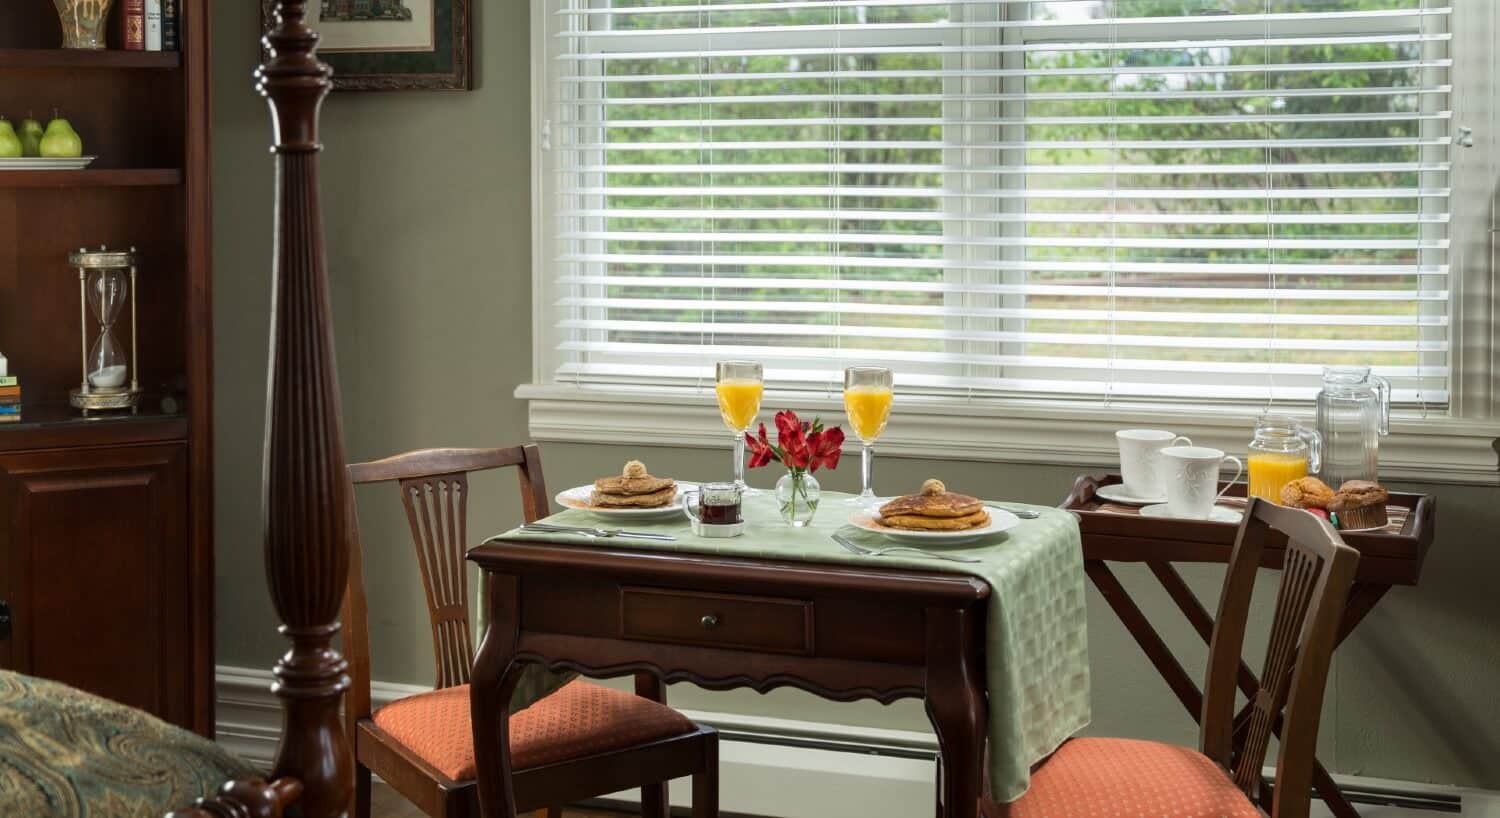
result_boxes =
[0,404,20,415]
[122,0,146,51]
[162,0,179,51]
[0,386,20,401]
[0,376,15,388]
[145,0,163,51]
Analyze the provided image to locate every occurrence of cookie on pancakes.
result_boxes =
[879,479,983,519]
[591,461,677,508]
[878,479,989,531]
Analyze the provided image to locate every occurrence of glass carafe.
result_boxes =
[1248,414,1320,502]
[1315,366,1389,487]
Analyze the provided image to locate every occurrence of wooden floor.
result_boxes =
[373,783,628,818]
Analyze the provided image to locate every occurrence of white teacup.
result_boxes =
[1161,446,1245,519]
[1116,429,1192,499]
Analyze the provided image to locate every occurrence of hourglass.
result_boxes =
[69,247,140,412]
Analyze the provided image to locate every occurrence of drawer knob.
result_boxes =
[700,614,719,630]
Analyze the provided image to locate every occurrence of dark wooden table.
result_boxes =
[1062,474,1436,818]
[467,540,992,818]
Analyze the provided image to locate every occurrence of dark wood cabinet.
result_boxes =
[0,441,192,726]
[0,0,213,734]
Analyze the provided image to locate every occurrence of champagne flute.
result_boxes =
[843,366,893,505]
[715,361,764,493]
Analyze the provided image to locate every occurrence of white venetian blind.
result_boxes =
[542,0,1452,405]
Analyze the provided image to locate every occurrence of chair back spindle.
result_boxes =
[400,472,474,689]
[1200,497,1359,818]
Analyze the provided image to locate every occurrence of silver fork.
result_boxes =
[831,533,982,564]
[508,524,677,542]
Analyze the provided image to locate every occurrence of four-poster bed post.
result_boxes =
[253,0,355,815]
[169,1,354,815]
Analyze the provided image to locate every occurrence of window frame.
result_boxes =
[526,0,1500,485]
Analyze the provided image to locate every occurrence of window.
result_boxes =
[535,0,1455,409]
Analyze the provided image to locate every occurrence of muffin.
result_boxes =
[1327,480,1389,530]
[878,479,990,531]
[1279,476,1335,510]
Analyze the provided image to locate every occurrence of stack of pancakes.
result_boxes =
[877,479,990,531]
[591,460,677,508]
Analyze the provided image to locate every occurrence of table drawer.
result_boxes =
[620,586,813,655]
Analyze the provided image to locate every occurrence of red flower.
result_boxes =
[776,410,811,470]
[745,424,776,468]
[742,408,845,475]
[807,425,845,472]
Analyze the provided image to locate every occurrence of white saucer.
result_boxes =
[1096,483,1167,506]
[1140,504,1243,524]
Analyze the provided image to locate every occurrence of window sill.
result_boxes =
[516,383,1500,487]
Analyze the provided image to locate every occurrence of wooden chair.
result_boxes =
[990,497,1360,818]
[342,445,719,818]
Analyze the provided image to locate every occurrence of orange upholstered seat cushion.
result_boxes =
[371,678,697,782]
[995,738,1261,818]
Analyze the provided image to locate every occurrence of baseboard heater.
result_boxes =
[585,725,1462,816]
[1266,780,1462,814]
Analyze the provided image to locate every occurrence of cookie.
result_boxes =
[879,479,984,519]
[594,460,675,496]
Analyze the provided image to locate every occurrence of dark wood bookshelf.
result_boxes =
[0,47,181,69]
[0,0,213,738]
[0,168,182,188]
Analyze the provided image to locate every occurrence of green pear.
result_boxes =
[18,113,44,158]
[0,118,22,159]
[39,116,83,158]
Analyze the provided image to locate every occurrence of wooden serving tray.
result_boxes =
[1061,474,1436,586]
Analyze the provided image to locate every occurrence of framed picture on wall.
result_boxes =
[260,0,471,91]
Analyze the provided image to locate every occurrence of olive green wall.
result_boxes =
[211,0,1500,792]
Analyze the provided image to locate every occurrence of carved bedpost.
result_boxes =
[255,3,353,818]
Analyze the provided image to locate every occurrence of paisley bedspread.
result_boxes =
[0,670,257,817]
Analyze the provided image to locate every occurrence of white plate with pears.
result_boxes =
[555,460,692,520]
[0,156,97,170]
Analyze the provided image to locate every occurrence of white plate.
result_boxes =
[849,507,1022,546]
[1095,483,1167,506]
[0,156,97,170]
[1140,504,1244,524]
[556,484,688,520]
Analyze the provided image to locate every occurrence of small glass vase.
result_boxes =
[775,471,821,527]
[54,0,116,49]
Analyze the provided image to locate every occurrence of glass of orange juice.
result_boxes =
[716,360,764,492]
[843,366,894,505]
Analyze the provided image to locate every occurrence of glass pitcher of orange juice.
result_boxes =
[1248,414,1321,502]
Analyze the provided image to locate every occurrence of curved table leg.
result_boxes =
[925,607,987,818]
[472,573,525,818]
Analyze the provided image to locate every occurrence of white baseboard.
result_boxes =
[216,665,1498,818]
